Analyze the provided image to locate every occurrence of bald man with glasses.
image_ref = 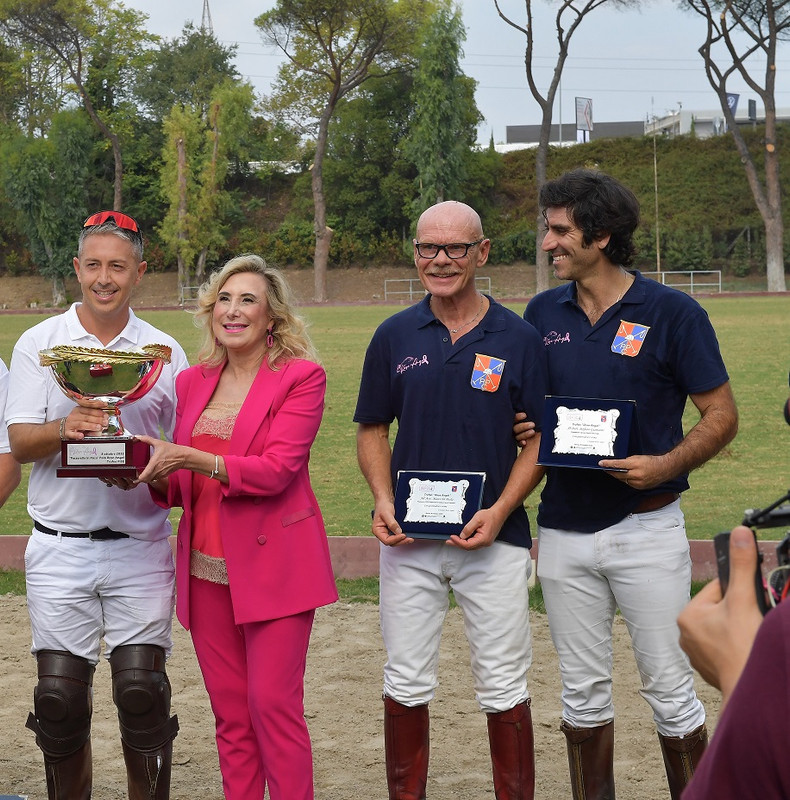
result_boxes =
[355,200,548,799]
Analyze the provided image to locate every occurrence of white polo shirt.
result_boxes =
[6,304,189,541]
[0,359,11,454]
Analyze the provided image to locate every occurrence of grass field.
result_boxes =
[0,295,788,543]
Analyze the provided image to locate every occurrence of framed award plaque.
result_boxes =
[537,395,641,471]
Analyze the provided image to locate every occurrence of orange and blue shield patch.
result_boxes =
[611,320,650,358]
[471,354,505,392]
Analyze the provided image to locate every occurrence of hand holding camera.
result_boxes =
[714,490,790,614]
[678,526,766,703]
[713,529,769,615]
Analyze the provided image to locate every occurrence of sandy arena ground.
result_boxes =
[0,593,721,799]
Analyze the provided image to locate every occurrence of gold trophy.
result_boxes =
[39,344,172,478]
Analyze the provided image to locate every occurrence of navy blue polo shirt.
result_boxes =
[354,296,548,548]
[524,271,730,533]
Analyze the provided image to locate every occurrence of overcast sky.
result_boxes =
[125,0,789,144]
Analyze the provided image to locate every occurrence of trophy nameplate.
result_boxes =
[40,344,172,478]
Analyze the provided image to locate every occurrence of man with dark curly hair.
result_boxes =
[517,169,738,800]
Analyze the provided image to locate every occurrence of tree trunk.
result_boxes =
[533,102,553,295]
[314,225,333,302]
[111,133,123,212]
[723,114,786,292]
[51,275,65,307]
[311,107,334,303]
[762,97,786,292]
[176,137,190,295]
[765,212,785,292]
[196,248,208,282]
[177,255,187,300]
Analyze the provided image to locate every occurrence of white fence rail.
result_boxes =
[384,276,492,303]
[641,270,721,294]
[179,285,201,305]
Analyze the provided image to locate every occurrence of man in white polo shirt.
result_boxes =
[6,211,188,800]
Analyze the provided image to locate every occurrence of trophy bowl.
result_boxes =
[39,344,172,478]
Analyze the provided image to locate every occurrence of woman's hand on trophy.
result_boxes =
[133,434,188,489]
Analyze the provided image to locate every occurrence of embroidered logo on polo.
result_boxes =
[543,330,571,346]
[471,353,505,392]
[396,355,429,374]
[611,320,650,357]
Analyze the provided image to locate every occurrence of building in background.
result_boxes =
[502,104,790,149]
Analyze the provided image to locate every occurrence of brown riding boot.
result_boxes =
[26,650,95,800]
[486,699,535,799]
[658,724,708,799]
[383,695,429,800]
[110,644,179,800]
[37,739,93,800]
[121,738,174,800]
[561,719,616,800]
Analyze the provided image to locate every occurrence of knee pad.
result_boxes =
[110,644,179,752]
[26,650,95,757]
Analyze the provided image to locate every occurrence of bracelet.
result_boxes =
[59,417,67,440]
[208,454,219,480]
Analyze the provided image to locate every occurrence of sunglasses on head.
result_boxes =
[83,211,140,233]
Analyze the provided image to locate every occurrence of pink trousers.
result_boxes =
[189,576,316,800]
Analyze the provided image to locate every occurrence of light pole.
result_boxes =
[652,98,661,273]
[558,75,562,144]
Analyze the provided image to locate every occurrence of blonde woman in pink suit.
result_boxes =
[134,254,338,800]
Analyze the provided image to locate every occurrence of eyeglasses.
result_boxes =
[83,211,140,233]
[414,239,484,260]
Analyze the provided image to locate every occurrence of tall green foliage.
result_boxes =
[158,81,255,286]
[159,105,202,282]
[663,227,714,271]
[0,37,65,135]
[323,71,416,245]
[0,110,92,302]
[256,0,435,301]
[192,81,255,279]
[134,23,240,123]
[403,1,480,215]
[0,0,154,209]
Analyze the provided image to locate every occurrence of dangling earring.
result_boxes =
[266,326,274,348]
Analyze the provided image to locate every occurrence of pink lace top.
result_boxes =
[189,401,240,584]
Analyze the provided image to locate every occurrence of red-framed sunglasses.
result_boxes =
[83,211,140,233]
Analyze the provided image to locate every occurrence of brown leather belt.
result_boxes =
[632,492,680,514]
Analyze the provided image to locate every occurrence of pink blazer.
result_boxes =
[165,358,338,629]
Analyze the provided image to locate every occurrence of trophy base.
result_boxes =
[58,438,150,479]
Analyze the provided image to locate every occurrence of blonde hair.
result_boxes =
[193,254,319,369]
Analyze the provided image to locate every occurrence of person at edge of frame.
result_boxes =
[677,524,790,799]
[514,168,738,800]
[0,357,21,507]
[355,200,549,799]
[5,211,189,800]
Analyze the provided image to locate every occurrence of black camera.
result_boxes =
[714,489,790,615]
